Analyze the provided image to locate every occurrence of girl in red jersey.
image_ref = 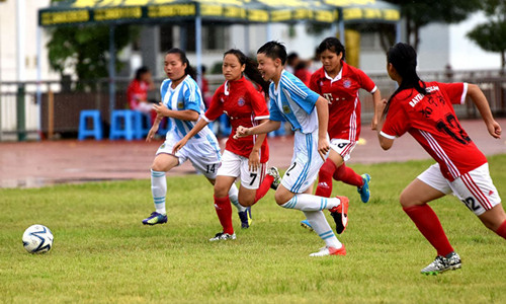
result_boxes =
[378,43,506,275]
[307,37,383,226]
[173,49,279,241]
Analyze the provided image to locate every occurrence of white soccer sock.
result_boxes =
[281,194,340,211]
[303,211,342,249]
[228,183,246,212]
[151,169,167,214]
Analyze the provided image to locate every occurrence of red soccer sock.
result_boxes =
[495,220,506,239]
[333,163,364,187]
[254,175,274,203]
[214,195,234,235]
[315,159,338,197]
[403,205,454,257]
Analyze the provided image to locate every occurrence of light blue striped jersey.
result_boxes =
[268,70,320,134]
[160,75,215,141]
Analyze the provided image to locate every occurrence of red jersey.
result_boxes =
[310,62,377,141]
[381,81,487,181]
[203,76,270,163]
[127,79,149,110]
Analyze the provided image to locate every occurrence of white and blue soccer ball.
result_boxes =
[22,224,54,254]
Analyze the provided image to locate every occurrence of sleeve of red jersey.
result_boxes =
[250,89,270,121]
[356,69,377,93]
[309,72,321,95]
[437,82,468,105]
[202,86,224,123]
[380,99,410,139]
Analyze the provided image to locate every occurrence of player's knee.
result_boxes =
[214,184,229,198]
[399,190,417,208]
[274,191,288,206]
[239,199,254,207]
[319,160,335,178]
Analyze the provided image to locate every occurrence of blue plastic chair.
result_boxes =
[133,112,152,139]
[78,110,103,140]
[109,110,136,140]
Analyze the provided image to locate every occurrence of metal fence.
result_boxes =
[1,69,505,141]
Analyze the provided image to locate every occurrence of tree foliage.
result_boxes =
[46,0,138,84]
[384,0,481,51]
[467,0,506,68]
[47,24,137,82]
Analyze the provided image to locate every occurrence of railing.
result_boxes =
[1,69,505,141]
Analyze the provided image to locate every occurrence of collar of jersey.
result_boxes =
[224,76,245,96]
[324,67,343,84]
[169,75,188,91]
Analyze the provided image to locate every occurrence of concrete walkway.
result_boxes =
[0,119,505,188]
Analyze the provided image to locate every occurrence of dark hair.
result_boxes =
[135,66,149,81]
[224,49,270,93]
[385,43,428,114]
[166,48,197,80]
[257,41,287,65]
[317,37,345,61]
[287,52,299,66]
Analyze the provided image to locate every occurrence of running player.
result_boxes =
[301,37,383,230]
[142,48,241,227]
[235,41,349,257]
[378,43,506,275]
[173,49,280,241]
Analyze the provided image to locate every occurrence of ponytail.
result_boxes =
[166,48,197,80]
[385,43,428,115]
[224,49,270,94]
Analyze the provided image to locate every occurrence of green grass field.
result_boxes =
[1,156,505,303]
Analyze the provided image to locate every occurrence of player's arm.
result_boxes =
[376,111,395,150]
[467,84,502,139]
[172,118,209,154]
[152,102,199,121]
[235,120,281,138]
[248,119,269,171]
[371,89,385,131]
[315,96,330,160]
[146,114,164,142]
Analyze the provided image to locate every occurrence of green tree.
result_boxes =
[384,0,481,51]
[46,0,138,85]
[467,0,506,68]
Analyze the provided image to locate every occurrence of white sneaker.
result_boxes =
[209,232,236,242]
[309,245,346,257]
[421,252,461,275]
[267,167,281,190]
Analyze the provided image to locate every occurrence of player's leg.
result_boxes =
[449,163,506,239]
[142,153,180,225]
[315,150,343,198]
[208,175,237,240]
[400,164,460,275]
[329,139,371,203]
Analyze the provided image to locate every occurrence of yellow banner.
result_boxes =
[201,4,223,16]
[41,10,90,25]
[147,4,196,18]
[248,9,269,22]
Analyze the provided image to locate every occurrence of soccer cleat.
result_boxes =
[267,166,281,190]
[142,212,168,225]
[209,232,237,242]
[300,219,314,231]
[309,245,347,257]
[238,207,252,229]
[330,196,349,234]
[421,252,462,275]
[357,173,371,203]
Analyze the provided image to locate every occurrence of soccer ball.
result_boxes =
[22,224,54,254]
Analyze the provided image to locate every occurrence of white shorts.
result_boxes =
[217,150,266,190]
[281,130,327,194]
[156,134,222,180]
[329,139,356,162]
[417,163,501,216]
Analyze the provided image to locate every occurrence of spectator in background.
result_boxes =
[294,60,312,86]
[127,66,156,119]
[286,52,300,74]
[308,48,323,73]
[201,65,213,109]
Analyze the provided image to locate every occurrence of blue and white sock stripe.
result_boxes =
[291,133,312,193]
[319,197,328,211]
[153,196,165,205]
[282,196,298,209]
[151,170,166,178]
[319,230,335,240]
